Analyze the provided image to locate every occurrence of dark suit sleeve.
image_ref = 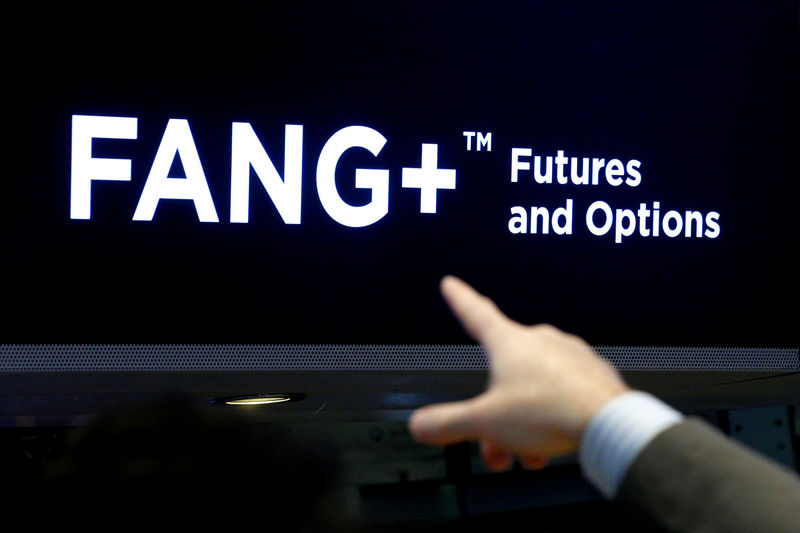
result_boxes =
[616,417,800,533]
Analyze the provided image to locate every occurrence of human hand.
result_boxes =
[408,275,631,471]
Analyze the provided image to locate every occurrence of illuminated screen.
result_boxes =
[5,1,798,368]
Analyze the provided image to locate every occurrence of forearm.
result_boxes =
[618,417,800,533]
[580,396,800,533]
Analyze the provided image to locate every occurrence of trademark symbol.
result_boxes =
[462,131,492,152]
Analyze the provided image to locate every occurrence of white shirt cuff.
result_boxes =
[578,391,684,499]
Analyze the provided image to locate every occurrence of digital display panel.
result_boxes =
[6,1,798,361]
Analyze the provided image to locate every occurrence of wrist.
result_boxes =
[578,391,684,498]
[571,384,633,443]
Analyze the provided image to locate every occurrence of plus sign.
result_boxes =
[402,143,456,214]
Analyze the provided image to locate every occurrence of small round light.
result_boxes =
[212,393,304,406]
[225,396,291,406]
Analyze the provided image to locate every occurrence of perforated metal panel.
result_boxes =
[1,345,797,371]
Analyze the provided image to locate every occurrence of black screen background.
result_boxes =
[5,1,798,347]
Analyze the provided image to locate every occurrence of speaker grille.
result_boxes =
[1,345,797,371]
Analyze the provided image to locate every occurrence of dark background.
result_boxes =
[2,4,799,529]
[6,0,798,348]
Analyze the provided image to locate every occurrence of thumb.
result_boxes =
[408,396,486,446]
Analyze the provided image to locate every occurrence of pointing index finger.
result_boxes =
[440,276,512,346]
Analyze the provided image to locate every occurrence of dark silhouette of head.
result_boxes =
[19,398,347,532]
